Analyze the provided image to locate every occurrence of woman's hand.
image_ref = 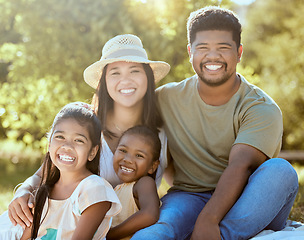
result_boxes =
[8,193,34,229]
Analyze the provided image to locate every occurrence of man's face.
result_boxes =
[188,30,242,87]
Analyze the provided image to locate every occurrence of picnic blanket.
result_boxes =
[250,220,304,240]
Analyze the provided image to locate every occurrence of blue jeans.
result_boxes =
[131,158,299,240]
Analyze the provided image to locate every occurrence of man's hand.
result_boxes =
[8,193,34,229]
[191,217,221,240]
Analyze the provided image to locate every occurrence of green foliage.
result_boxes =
[2,0,300,151]
[0,139,43,165]
[242,0,304,150]
[0,0,228,151]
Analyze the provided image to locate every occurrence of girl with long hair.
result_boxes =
[0,102,121,239]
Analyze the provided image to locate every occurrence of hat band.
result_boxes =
[103,49,148,60]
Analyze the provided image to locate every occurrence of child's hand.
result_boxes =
[8,193,34,229]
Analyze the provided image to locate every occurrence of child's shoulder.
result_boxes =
[136,176,155,184]
[134,176,157,191]
[74,175,121,215]
[76,175,114,194]
[82,174,110,184]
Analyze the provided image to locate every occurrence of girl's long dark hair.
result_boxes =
[30,102,102,239]
[92,63,163,139]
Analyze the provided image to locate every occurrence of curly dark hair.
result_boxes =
[187,6,242,48]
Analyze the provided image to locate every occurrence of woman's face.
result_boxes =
[105,61,148,109]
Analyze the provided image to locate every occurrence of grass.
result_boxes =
[1,161,304,223]
[0,160,40,214]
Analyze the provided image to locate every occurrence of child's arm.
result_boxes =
[71,201,111,240]
[107,176,159,240]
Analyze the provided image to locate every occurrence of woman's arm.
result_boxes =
[71,201,111,240]
[163,147,174,187]
[107,176,160,240]
[20,227,31,240]
[8,167,42,228]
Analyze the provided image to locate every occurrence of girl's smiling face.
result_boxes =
[113,133,159,183]
[49,118,98,175]
[105,61,148,109]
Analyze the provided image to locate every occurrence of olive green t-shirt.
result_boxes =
[156,74,283,192]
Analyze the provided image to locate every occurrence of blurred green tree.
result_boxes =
[242,0,304,150]
[0,0,226,151]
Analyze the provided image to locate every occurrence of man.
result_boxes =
[131,6,298,240]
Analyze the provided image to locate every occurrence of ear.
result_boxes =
[187,44,194,64]
[187,44,192,57]
[237,44,243,63]
[148,160,160,175]
[88,145,99,161]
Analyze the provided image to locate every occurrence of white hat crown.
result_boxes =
[101,34,148,60]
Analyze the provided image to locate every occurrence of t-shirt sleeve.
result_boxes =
[234,101,283,158]
[77,176,121,217]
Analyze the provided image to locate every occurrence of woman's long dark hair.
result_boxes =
[30,102,102,239]
[92,63,163,139]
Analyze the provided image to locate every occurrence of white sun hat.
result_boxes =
[83,34,171,89]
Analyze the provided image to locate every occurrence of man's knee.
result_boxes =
[261,158,298,190]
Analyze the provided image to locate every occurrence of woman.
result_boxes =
[7,34,170,230]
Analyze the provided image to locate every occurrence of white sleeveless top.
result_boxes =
[99,128,168,188]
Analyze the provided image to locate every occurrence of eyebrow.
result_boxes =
[108,67,119,71]
[118,144,148,155]
[108,64,142,71]
[218,42,233,46]
[54,130,88,141]
[196,42,233,47]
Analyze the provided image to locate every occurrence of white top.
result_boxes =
[99,128,168,188]
[36,175,121,240]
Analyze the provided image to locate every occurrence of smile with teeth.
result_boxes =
[59,154,75,162]
[120,88,135,94]
[121,166,134,173]
[205,64,222,71]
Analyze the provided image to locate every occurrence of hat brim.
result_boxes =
[84,56,170,89]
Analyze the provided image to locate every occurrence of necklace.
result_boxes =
[113,122,124,132]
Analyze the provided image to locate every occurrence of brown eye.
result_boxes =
[54,135,64,140]
[118,148,127,153]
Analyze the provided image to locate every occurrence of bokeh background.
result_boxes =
[1,0,304,220]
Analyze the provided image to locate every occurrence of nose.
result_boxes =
[61,141,73,151]
[120,72,133,83]
[123,155,133,164]
[205,49,221,60]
